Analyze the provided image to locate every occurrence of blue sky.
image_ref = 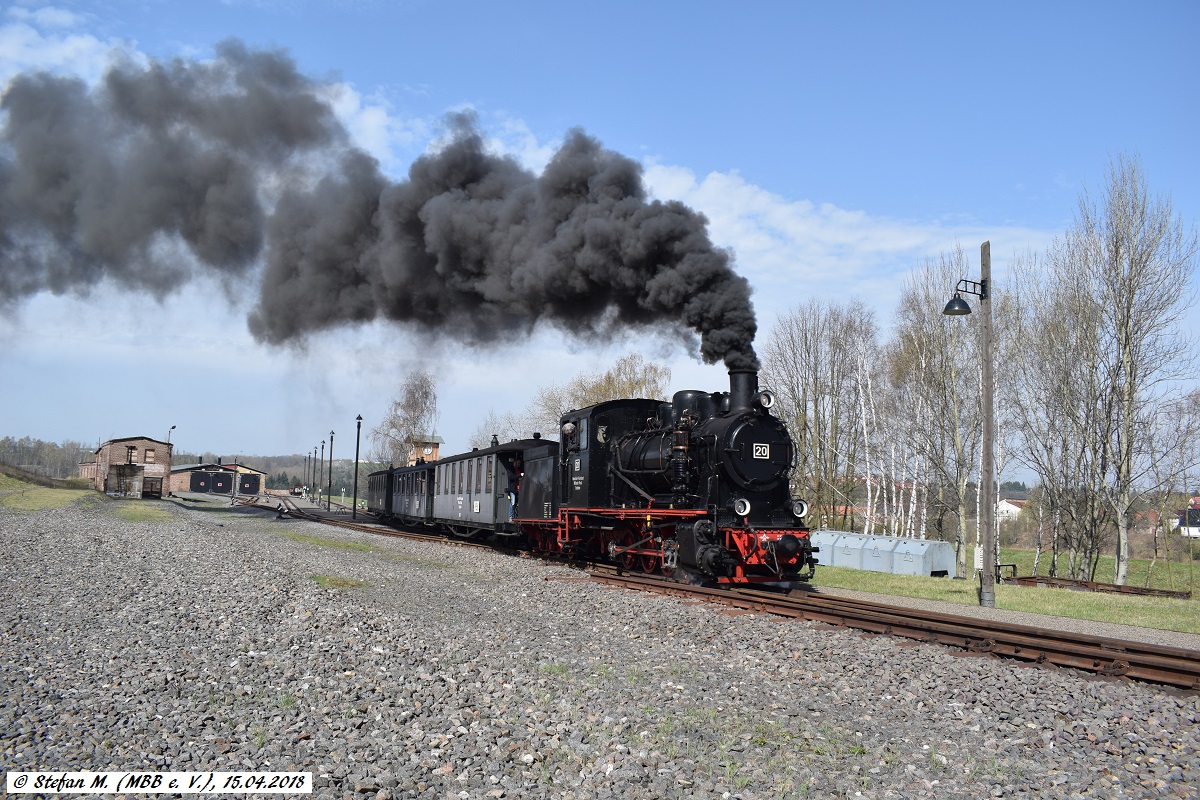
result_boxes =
[0,0,1197,466]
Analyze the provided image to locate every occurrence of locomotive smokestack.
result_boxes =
[729,369,758,413]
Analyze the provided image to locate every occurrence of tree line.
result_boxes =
[759,155,1199,585]
[373,154,1199,587]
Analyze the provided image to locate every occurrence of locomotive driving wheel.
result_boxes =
[639,543,661,575]
[615,530,638,571]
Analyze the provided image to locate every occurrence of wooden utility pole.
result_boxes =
[979,241,996,608]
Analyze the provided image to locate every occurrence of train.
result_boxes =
[366,369,818,588]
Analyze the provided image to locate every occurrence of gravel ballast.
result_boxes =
[2,496,1199,799]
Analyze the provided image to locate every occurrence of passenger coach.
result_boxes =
[366,435,558,538]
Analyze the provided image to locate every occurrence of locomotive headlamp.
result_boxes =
[757,390,776,409]
[733,498,752,516]
[791,499,809,519]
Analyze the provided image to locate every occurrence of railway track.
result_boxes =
[259,495,508,554]
[1009,574,1192,599]
[586,569,1200,691]
[246,494,1200,691]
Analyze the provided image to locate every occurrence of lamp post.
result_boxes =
[312,447,318,501]
[167,424,176,444]
[318,442,324,508]
[327,430,335,512]
[943,241,996,608]
[304,453,309,498]
[352,415,363,520]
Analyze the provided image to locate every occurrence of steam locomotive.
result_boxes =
[366,369,817,587]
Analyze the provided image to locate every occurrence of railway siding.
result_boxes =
[3,497,1199,799]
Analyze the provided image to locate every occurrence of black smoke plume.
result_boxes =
[0,41,758,369]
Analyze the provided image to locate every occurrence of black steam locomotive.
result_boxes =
[367,370,816,587]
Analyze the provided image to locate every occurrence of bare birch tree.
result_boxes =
[761,299,873,530]
[1075,155,1199,583]
[1010,155,1198,583]
[522,352,672,439]
[371,368,439,466]
[468,409,533,450]
[890,245,982,575]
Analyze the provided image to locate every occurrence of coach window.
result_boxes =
[435,465,441,495]
[485,456,493,493]
[458,461,465,494]
[467,460,473,495]
[475,457,482,493]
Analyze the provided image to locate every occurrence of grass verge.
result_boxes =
[279,531,375,551]
[0,486,91,511]
[815,564,1200,635]
[312,574,369,590]
[113,501,174,523]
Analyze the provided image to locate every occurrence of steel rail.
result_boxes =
[588,571,1200,690]
[1009,574,1192,599]
[243,499,1200,690]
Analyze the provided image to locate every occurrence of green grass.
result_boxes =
[995,546,1200,594]
[279,531,375,552]
[312,574,370,590]
[815,552,1200,635]
[0,473,29,491]
[0,486,91,510]
[113,501,174,523]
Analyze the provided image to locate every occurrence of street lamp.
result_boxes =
[167,424,176,444]
[327,430,335,512]
[318,442,324,508]
[943,241,996,608]
[352,415,363,520]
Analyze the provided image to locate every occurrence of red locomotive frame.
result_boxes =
[517,506,811,585]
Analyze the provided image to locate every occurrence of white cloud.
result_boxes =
[0,7,122,86]
[6,4,87,29]
[320,81,431,175]
[485,114,558,173]
[642,161,1056,328]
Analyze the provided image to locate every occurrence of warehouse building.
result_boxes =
[169,460,267,496]
[80,436,173,499]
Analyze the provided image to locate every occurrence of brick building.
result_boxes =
[80,436,173,499]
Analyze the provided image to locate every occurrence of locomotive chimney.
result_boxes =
[728,369,758,413]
